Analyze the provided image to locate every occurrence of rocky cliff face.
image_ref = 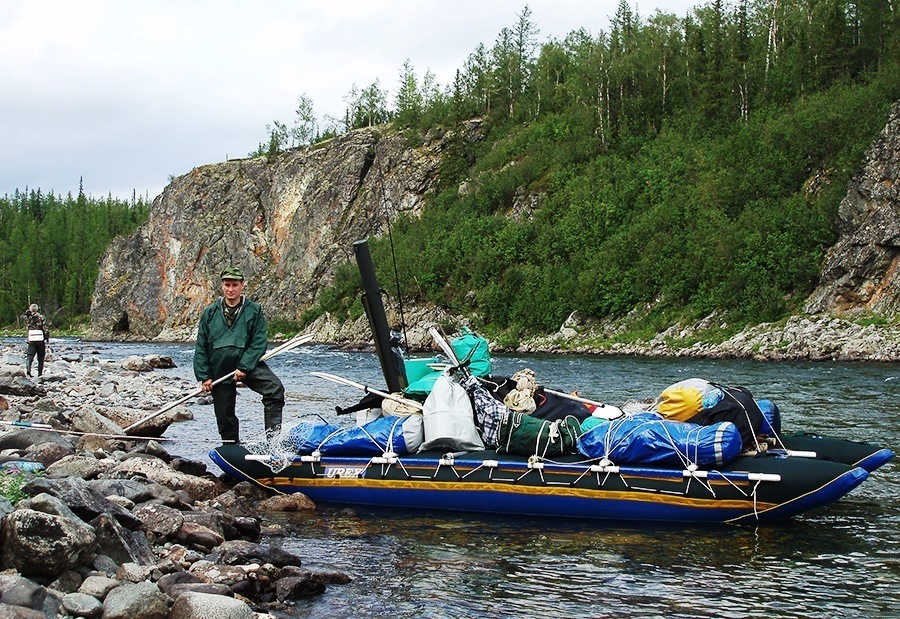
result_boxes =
[91,104,899,357]
[805,101,900,316]
[89,127,446,340]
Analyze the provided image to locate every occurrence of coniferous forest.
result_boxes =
[309,1,899,341]
[0,186,149,329]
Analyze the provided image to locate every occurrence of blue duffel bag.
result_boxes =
[577,412,742,468]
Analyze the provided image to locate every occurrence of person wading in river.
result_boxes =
[193,267,285,443]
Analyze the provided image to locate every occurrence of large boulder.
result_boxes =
[113,456,217,501]
[90,513,156,566]
[0,574,47,611]
[67,406,124,436]
[101,581,169,619]
[204,540,305,568]
[169,591,254,619]
[0,375,44,397]
[22,476,143,530]
[61,592,103,619]
[132,503,185,538]
[0,429,75,451]
[86,477,182,506]
[0,509,97,576]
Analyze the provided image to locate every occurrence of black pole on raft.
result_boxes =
[353,239,402,393]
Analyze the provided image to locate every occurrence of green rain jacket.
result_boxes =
[194,296,268,382]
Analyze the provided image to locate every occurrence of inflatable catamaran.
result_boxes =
[211,241,893,524]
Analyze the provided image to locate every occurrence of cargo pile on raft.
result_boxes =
[214,327,894,525]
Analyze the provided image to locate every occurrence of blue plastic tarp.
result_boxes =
[577,412,742,468]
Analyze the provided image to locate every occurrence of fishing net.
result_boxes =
[243,418,343,473]
[242,427,294,473]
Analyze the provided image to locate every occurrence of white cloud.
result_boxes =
[0,0,699,201]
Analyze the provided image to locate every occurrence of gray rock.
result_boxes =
[77,575,119,600]
[209,489,260,519]
[0,496,14,517]
[169,591,254,619]
[132,503,185,537]
[113,456,217,501]
[204,540,305,568]
[807,101,900,317]
[22,476,143,530]
[170,456,207,476]
[188,560,252,586]
[120,356,153,372]
[0,602,45,618]
[101,581,169,619]
[182,509,227,537]
[16,492,79,520]
[0,429,74,451]
[0,574,46,610]
[105,494,135,510]
[141,439,172,461]
[45,454,110,479]
[61,592,103,618]
[90,513,156,566]
[114,562,152,583]
[143,355,176,369]
[274,574,326,601]
[91,554,119,576]
[96,382,118,398]
[75,433,124,454]
[68,406,123,436]
[156,571,203,596]
[48,569,83,594]
[232,516,261,540]
[0,509,97,576]
[86,477,179,505]
[166,582,234,599]
[0,376,45,397]
[281,565,352,585]
[23,441,74,467]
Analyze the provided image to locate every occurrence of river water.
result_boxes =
[41,341,900,618]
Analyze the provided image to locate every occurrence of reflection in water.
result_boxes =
[268,502,900,619]
[17,339,898,619]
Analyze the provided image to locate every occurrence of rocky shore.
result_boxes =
[0,342,349,619]
[298,307,900,363]
[518,313,900,362]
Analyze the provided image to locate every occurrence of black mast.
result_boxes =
[353,239,402,393]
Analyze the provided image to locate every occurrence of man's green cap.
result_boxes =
[220,267,244,281]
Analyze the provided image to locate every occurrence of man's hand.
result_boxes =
[201,379,213,392]
[234,369,247,383]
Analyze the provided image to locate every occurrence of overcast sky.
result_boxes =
[1,0,700,202]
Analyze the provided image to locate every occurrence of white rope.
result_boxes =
[0,420,238,445]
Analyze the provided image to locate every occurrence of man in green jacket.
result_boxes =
[194,267,285,443]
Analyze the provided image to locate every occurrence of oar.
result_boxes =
[428,326,460,364]
[0,419,54,430]
[542,389,624,420]
[428,326,623,419]
[123,333,314,433]
[310,371,424,410]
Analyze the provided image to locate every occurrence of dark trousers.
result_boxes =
[211,361,285,442]
[26,342,46,376]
